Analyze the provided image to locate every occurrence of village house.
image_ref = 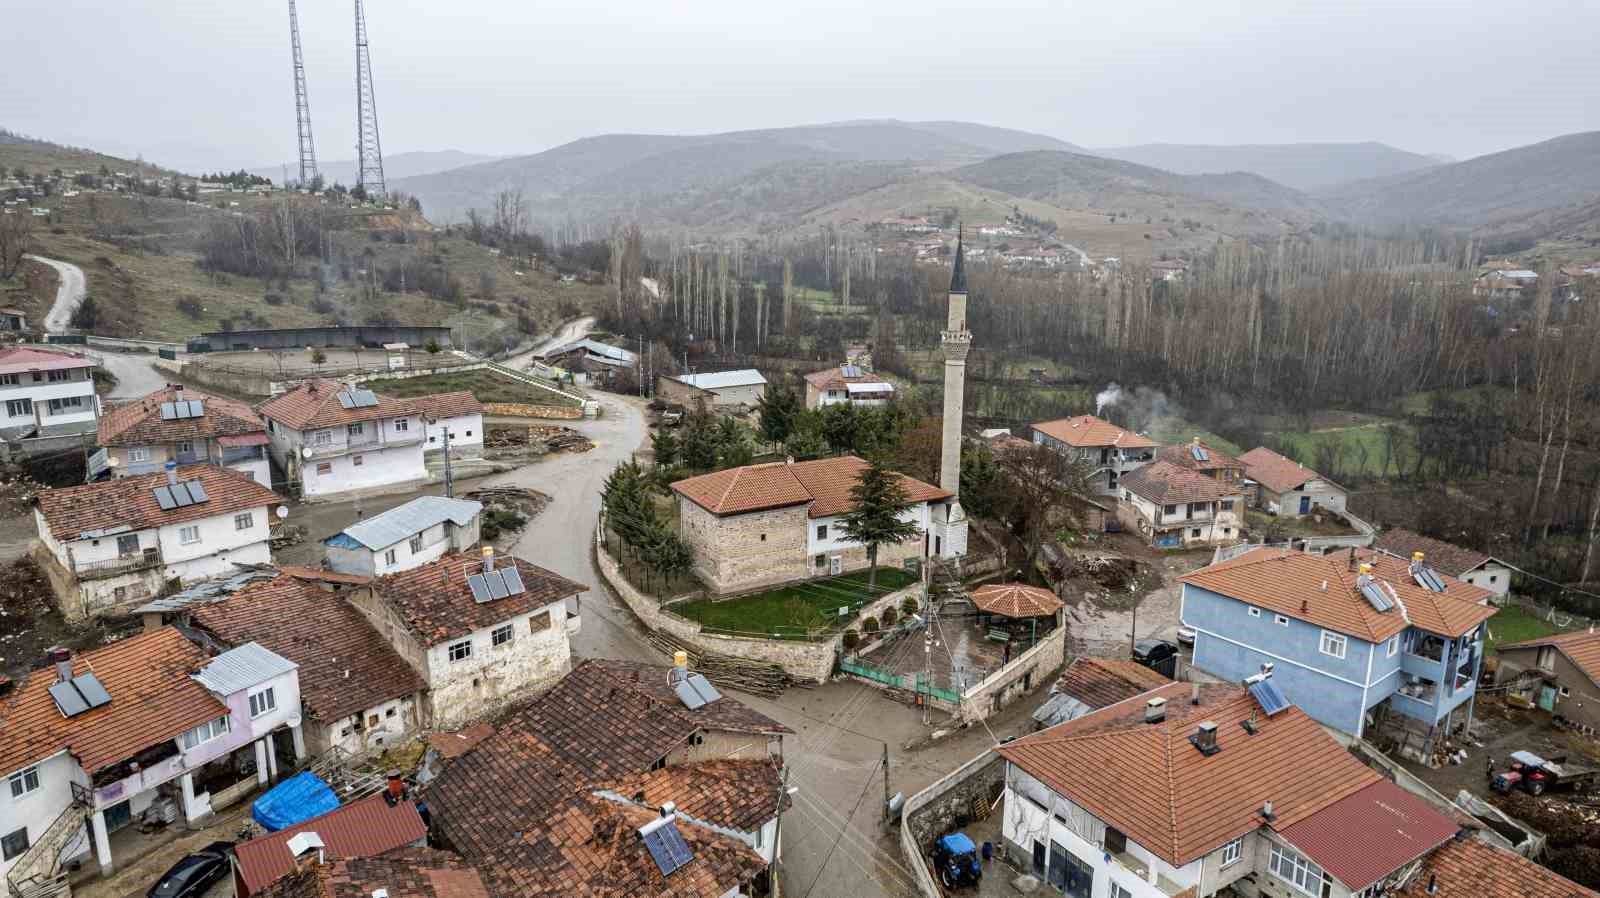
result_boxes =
[1473,268,1538,299]
[185,571,427,757]
[247,848,486,898]
[33,463,282,620]
[1180,547,1496,745]
[345,549,586,730]
[1494,629,1600,734]
[1373,527,1512,598]
[1156,437,1246,484]
[801,364,895,410]
[0,309,26,332]
[670,455,952,595]
[1238,446,1348,517]
[1032,657,1171,729]
[232,793,428,897]
[426,658,790,897]
[996,680,1465,898]
[1117,460,1245,548]
[1030,414,1157,497]
[655,369,767,410]
[322,495,483,577]
[394,391,484,459]
[0,629,302,887]
[96,385,271,487]
[1149,258,1188,281]
[533,337,637,385]
[1395,816,1600,898]
[0,346,99,441]
[259,381,426,501]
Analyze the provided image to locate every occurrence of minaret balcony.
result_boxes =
[940,329,972,344]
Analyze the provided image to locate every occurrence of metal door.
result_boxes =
[1539,685,1557,711]
[1299,495,1311,515]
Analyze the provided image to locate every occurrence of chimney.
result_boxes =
[1347,547,1357,571]
[1426,874,1437,894]
[1190,682,1200,705]
[1145,697,1167,724]
[165,460,178,486]
[47,647,71,683]
[174,384,184,403]
[481,545,494,574]
[1191,721,1219,755]
[383,770,405,806]
[141,611,163,634]
[1260,801,1276,822]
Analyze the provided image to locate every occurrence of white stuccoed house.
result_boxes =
[322,495,484,577]
[0,346,100,441]
[32,462,283,620]
[95,385,272,488]
[259,381,427,501]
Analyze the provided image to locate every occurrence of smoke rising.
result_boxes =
[1095,384,1122,416]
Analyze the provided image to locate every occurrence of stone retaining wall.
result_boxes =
[900,750,1004,898]
[484,401,584,420]
[957,625,1066,722]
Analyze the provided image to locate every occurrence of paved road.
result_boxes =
[25,254,87,333]
[500,316,595,373]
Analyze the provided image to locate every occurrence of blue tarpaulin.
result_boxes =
[252,772,339,832]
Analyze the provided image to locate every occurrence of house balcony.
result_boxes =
[304,430,422,459]
[90,741,185,811]
[74,547,163,581]
[1400,651,1446,682]
[220,445,265,466]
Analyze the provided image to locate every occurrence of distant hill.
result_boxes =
[248,150,499,188]
[0,129,169,177]
[828,119,1083,155]
[1319,131,1600,229]
[1092,142,1439,191]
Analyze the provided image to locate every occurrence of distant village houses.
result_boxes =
[655,369,767,410]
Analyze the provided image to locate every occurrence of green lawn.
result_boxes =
[1273,423,1404,479]
[376,368,581,407]
[1484,605,1575,654]
[674,568,918,639]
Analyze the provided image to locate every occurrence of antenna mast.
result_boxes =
[354,0,386,198]
[287,0,318,186]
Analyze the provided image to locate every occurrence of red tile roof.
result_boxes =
[1180,547,1496,642]
[996,682,1383,866]
[192,575,424,724]
[35,464,281,539]
[97,386,265,447]
[1055,657,1171,709]
[1277,780,1458,890]
[260,381,421,431]
[1156,439,1245,474]
[394,391,483,421]
[427,724,496,760]
[235,795,429,895]
[601,760,785,833]
[1397,834,1599,898]
[1499,629,1600,688]
[0,346,95,376]
[1372,528,1495,578]
[671,455,949,518]
[373,552,585,646]
[1120,460,1244,504]
[275,565,373,586]
[970,583,1064,618]
[1239,446,1342,493]
[802,366,893,392]
[0,627,225,774]
[1030,415,1155,449]
[253,848,486,898]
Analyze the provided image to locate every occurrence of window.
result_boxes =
[348,422,364,436]
[1560,685,1572,698]
[1387,634,1400,657]
[8,766,40,799]
[759,533,766,542]
[409,534,423,554]
[1221,500,1235,511]
[816,525,828,540]
[394,417,409,431]
[448,640,472,662]
[1220,837,1243,867]
[0,374,16,386]
[129,446,150,463]
[2,829,29,862]
[47,369,72,383]
[175,440,193,455]
[179,525,200,545]
[465,430,473,437]
[384,548,397,565]
[1247,606,1261,617]
[368,714,380,727]
[47,396,84,414]
[1163,504,1178,515]
[234,512,254,531]
[113,586,126,601]
[316,462,332,475]
[1269,842,1325,896]
[385,707,397,718]
[313,429,333,446]
[1320,630,1347,659]
[1123,490,1132,502]
[1274,614,1290,626]
[352,455,364,467]
[4,399,31,418]
[180,715,230,749]
[815,554,826,568]
[1489,575,1498,584]
[529,610,552,633]
[249,687,277,718]
[1110,885,1133,898]
[492,624,514,646]
[1190,528,1201,537]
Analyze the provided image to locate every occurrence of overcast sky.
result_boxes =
[8,0,1598,173]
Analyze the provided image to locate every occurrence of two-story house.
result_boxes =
[0,346,99,440]
[996,680,1463,898]
[397,391,485,459]
[802,364,895,409]
[1030,415,1156,497]
[1238,447,1348,517]
[0,629,301,888]
[259,381,426,501]
[1373,528,1513,599]
[322,495,483,577]
[670,455,951,594]
[1117,460,1244,548]
[1494,629,1600,732]
[347,548,586,729]
[96,385,271,487]
[33,463,282,620]
[1180,548,1497,746]
[1155,437,1246,484]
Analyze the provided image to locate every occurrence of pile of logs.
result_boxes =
[641,628,800,698]
[483,424,594,453]
[269,524,307,550]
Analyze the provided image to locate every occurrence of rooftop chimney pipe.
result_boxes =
[165,460,178,486]
[660,801,677,818]
[47,647,72,683]
[1145,697,1167,724]
[481,545,494,574]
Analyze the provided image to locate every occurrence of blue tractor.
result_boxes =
[930,832,983,889]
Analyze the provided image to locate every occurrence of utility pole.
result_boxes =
[771,765,789,898]
[881,743,891,822]
[428,417,453,498]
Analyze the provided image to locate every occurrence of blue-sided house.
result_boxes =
[1179,547,1496,758]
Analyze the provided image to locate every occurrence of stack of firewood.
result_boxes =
[641,629,798,698]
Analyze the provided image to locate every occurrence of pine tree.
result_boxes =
[837,459,920,588]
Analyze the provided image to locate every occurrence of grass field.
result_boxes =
[1485,605,1575,654]
[1273,423,1400,479]
[674,568,918,638]
[376,368,582,407]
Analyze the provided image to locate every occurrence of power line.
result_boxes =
[800,758,885,898]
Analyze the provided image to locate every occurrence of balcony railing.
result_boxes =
[74,547,163,581]
[305,429,424,458]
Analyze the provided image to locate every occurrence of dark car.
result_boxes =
[1132,639,1179,668]
[147,841,234,898]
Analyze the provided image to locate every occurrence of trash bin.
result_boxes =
[982,841,993,862]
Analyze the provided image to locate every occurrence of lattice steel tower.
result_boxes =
[354,0,386,198]
[287,0,318,185]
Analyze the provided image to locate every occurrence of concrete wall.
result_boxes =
[1119,490,1243,547]
[0,365,98,429]
[678,500,809,595]
[326,518,477,577]
[655,377,716,408]
[1461,562,1512,598]
[197,325,452,352]
[958,622,1066,723]
[480,402,583,420]
[422,413,484,456]
[307,694,420,757]
[298,443,428,500]
[0,751,82,882]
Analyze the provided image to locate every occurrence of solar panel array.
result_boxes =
[1248,678,1291,716]
[153,479,211,510]
[639,818,694,877]
[48,672,112,718]
[1190,444,1210,462]
[1355,574,1394,612]
[336,388,381,409]
[159,400,206,420]
[1411,564,1446,592]
[672,673,723,710]
[840,364,863,378]
[466,564,526,604]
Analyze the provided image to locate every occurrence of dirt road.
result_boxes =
[25,254,86,333]
[500,316,595,372]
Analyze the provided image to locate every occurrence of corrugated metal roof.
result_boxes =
[193,642,298,696]
[328,496,483,551]
[672,369,767,391]
[133,568,280,614]
[234,794,428,894]
[1276,780,1458,890]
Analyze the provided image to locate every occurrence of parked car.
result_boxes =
[930,833,982,889]
[1176,626,1196,645]
[147,841,235,898]
[1132,639,1179,669]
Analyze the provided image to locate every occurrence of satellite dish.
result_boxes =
[285,714,302,728]
[107,456,119,467]
[301,446,313,459]
[276,506,289,520]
